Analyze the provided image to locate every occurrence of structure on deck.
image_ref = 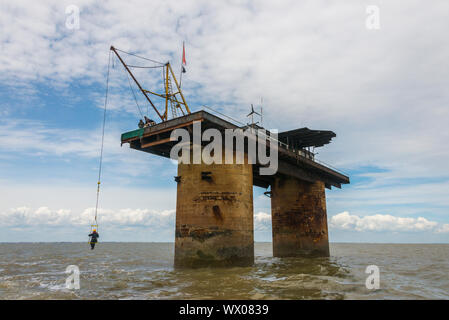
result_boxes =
[112,45,349,267]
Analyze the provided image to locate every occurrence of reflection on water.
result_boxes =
[0,243,448,299]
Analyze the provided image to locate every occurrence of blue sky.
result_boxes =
[0,0,448,243]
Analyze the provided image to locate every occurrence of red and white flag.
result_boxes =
[182,42,186,73]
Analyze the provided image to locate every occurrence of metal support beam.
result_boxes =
[110,46,164,121]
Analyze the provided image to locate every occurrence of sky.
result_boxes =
[0,0,448,243]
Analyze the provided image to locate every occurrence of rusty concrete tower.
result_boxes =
[121,111,349,267]
[112,46,349,267]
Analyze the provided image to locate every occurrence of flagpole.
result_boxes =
[179,41,185,88]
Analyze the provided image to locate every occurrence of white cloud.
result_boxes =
[0,206,175,227]
[436,224,449,234]
[91,207,175,227]
[0,207,273,231]
[254,211,271,231]
[330,211,447,233]
[0,119,104,158]
[0,118,173,180]
[0,206,73,227]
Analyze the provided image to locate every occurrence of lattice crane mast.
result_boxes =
[110,45,191,123]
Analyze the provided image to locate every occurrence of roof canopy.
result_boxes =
[278,127,336,148]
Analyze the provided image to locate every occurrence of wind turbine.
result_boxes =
[247,104,261,132]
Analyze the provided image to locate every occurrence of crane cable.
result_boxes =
[124,68,145,119]
[114,47,165,65]
[93,50,112,229]
[126,64,164,69]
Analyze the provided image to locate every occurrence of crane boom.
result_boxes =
[110,46,164,121]
[110,45,191,123]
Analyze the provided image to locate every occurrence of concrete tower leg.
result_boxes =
[174,152,254,268]
[271,176,330,257]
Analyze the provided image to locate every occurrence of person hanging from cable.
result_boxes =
[88,229,99,250]
[87,50,107,251]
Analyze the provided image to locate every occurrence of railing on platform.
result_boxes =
[200,105,349,177]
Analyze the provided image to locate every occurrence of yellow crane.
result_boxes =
[110,46,191,123]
